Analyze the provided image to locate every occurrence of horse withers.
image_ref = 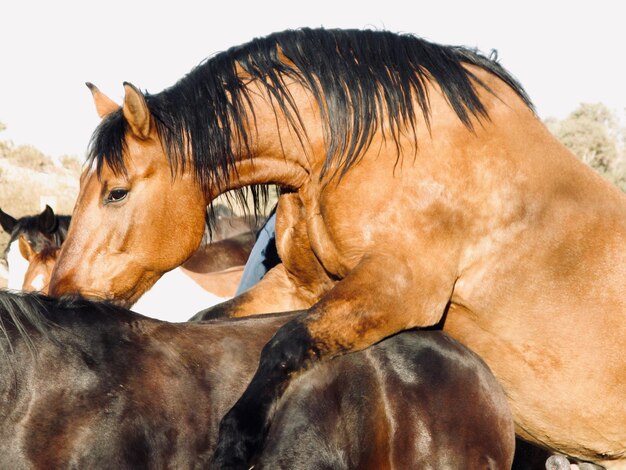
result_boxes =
[0,290,515,469]
[48,28,626,467]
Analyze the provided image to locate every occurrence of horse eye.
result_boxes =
[105,189,129,204]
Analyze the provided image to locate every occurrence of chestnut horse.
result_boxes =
[20,239,60,294]
[0,290,515,469]
[49,28,626,468]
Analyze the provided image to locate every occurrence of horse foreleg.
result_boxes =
[209,254,454,469]
[188,262,318,321]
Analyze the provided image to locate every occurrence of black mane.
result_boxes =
[88,27,533,216]
[0,292,60,354]
[0,291,136,356]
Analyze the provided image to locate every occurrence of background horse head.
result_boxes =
[0,205,70,290]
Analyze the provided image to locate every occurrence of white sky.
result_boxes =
[1,0,625,159]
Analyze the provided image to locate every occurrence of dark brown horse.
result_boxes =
[0,290,515,469]
[48,28,626,468]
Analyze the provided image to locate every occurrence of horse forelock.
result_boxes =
[86,28,533,218]
[87,109,129,179]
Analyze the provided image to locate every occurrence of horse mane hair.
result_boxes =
[0,291,130,357]
[87,27,533,219]
[0,292,63,354]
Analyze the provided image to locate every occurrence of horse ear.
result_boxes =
[38,205,56,234]
[86,82,120,119]
[122,82,151,140]
[0,208,17,234]
[18,235,35,261]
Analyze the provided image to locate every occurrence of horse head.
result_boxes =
[1,205,69,290]
[48,84,208,306]
[1,205,60,251]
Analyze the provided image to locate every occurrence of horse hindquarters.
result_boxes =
[257,331,515,470]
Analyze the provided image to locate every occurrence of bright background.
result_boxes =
[2,0,624,160]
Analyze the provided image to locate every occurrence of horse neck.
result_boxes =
[225,81,321,192]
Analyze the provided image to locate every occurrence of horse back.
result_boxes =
[259,330,515,469]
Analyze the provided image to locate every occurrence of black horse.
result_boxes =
[0,290,515,469]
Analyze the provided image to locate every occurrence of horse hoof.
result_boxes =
[546,454,573,470]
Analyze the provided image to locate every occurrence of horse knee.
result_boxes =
[259,316,319,376]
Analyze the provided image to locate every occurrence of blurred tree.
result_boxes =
[553,103,617,171]
[547,103,626,192]
[4,144,56,171]
[60,155,83,173]
[0,122,8,155]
